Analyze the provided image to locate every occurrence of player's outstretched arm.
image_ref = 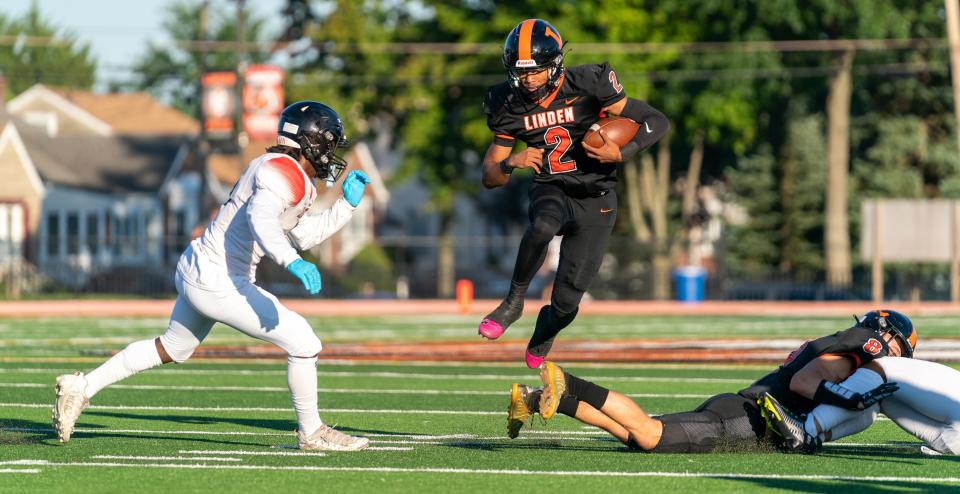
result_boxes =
[481,142,542,188]
[605,98,670,162]
[287,171,369,251]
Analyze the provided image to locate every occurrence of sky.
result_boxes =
[4,0,287,91]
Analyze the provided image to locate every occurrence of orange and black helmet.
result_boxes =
[502,19,565,102]
[856,309,918,358]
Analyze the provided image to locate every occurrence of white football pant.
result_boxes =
[158,273,322,362]
[806,357,960,455]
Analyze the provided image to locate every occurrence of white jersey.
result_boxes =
[178,152,355,291]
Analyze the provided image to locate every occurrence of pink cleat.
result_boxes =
[479,319,506,339]
[477,296,524,340]
[525,350,545,369]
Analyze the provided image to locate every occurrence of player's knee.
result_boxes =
[290,334,322,358]
[935,426,960,455]
[551,287,584,317]
[528,217,561,244]
[284,315,323,358]
[157,334,199,364]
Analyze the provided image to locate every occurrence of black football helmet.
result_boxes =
[502,19,565,102]
[855,309,918,358]
[276,101,349,182]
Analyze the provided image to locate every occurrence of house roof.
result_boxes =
[13,118,186,193]
[47,87,199,135]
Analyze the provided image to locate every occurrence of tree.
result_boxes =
[132,0,269,115]
[725,145,781,278]
[0,4,96,96]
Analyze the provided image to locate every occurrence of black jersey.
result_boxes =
[739,326,893,414]
[483,63,627,197]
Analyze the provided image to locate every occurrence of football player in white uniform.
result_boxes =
[768,356,960,456]
[763,312,959,455]
[52,101,372,451]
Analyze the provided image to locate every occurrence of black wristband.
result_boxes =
[498,159,513,174]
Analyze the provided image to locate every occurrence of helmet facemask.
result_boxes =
[298,129,349,183]
[505,53,564,103]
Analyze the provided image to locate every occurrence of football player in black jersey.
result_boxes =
[507,309,916,453]
[477,18,670,369]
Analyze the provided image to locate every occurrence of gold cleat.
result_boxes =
[507,383,539,439]
[538,361,567,420]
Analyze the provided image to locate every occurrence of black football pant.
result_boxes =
[554,375,766,454]
[508,182,617,343]
[649,393,767,453]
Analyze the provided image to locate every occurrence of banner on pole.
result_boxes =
[243,65,285,140]
[202,72,237,138]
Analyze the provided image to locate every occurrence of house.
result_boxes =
[0,84,199,290]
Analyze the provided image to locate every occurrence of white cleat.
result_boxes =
[297,425,369,451]
[52,372,89,443]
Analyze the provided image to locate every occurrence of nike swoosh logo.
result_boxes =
[600,208,614,213]
[644,121,653,134]
[564,96,580,105]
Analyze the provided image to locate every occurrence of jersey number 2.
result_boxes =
[544,126,577,174]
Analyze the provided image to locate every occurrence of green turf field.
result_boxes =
[2,315,959,493]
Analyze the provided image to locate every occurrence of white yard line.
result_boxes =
[92,455,242,462]
[0,468,40,473]
[181,449,326,456]
[0,403,501,415]
[0,367,752,383]
[0,382,715,399]
[1,460,958,483]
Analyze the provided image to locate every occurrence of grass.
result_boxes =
[1,314,959,493]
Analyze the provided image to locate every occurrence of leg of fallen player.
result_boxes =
[543,364,663,449]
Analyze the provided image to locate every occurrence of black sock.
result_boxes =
[527,305,579,354]
[564,372,610,410]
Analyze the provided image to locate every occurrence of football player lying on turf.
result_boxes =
[763,355,960,455]
[52,102,371,451]
[507,310,915,453]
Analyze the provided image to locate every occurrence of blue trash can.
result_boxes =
[673,266,707,303]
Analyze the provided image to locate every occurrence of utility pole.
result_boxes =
[196,1,210,240]
[948,0,960,171]
[236,0,248,163]
[948,0,960,303]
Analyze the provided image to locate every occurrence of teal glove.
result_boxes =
[286,259,322,295]
[342,170,371,207]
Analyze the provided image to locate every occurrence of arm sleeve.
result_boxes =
[248,181,301,269]
[617,98,671,161]
[287,197,357,251]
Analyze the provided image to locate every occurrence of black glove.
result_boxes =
[813,380,899,410]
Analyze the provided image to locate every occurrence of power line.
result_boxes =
[4,60,945,89]
[0,34,948,54]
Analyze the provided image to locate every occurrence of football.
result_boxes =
[582,115,641,149]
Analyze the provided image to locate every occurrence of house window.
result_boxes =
[0,203,24,262]
[86,213,99,255]
[46,213,60,258]
[67,213,80,255]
